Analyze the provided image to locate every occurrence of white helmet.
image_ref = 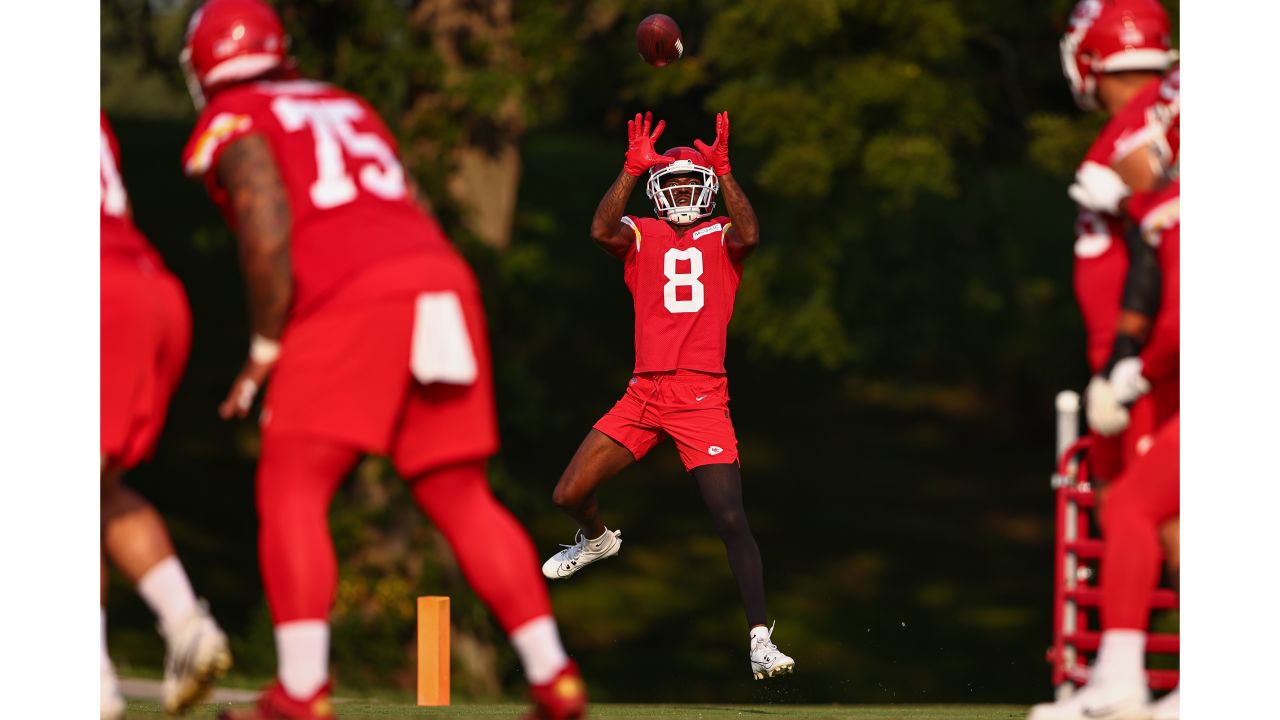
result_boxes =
[645,146,718,225]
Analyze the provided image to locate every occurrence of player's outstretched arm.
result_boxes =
[592,112,674,259]
[590,170,642,260]
[718,172,759,261]
[215,133,293,419]
[695,112,758,261]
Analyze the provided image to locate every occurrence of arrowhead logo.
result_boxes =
[708,446,723,456]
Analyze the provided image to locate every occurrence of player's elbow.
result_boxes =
[735,228,760,250]
[589,220,614,244]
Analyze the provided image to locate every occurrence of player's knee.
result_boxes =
[712,508,747,536]
[551,482,580,511]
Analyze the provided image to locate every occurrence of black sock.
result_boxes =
[692,462,768,628]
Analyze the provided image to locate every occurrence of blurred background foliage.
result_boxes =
[101,0,1177,705]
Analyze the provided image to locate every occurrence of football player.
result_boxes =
[539,111,796,680]
[178,2,586,718]
[101,110,232,719]
[1030,2,1181,718]
[1060,0,1179,480]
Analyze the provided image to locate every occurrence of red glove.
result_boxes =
[624,111,674,177]
[693,111,731,176]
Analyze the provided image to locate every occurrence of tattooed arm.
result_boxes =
[693,111,758,262]
[214,133,293,419]
[590,170,641,260]
[720,172,759,262]
[591,111,672,260]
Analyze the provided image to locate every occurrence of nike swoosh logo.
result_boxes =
[695,395,707,401]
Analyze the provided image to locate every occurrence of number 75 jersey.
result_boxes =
[182,80,451,319]
[620,214,743,374]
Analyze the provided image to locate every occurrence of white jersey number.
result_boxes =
[100,129,128,217]
[270,96,407,209]
[663,247,705,313]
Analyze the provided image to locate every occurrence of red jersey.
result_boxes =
[182,79,453,320]
[1113,66,1180,180]
[1072,72,1178,371]
[620,215,742,373]
[101,112,157,264]
[1131,180,1180,383]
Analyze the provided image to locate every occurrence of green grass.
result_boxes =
[125,700,1029,719]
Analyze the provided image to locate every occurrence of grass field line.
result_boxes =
[124,697,1030,719]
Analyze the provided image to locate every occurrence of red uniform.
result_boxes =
[593,215,743,470]
[182,80,496,475]
[179,6,557,696]
[1131,181,1180,384]
[1100,413,1180,630]
[1072,71,1180,478]
[101,111,193,469]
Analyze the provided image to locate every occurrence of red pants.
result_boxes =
[1100,414,1180,630]
[254,254,549,632]
[593,369,740,470]
[101,256,191,469]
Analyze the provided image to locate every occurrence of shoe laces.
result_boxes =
[559,531,588,555]
[752,621,779,653]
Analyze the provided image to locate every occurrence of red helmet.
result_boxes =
[180,0,290,109]
[1060,0,1176,111]
[645,147,718,225]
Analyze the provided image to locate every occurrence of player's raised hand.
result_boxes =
[693,111,732,177]
[624,111,674,176]
[218,337,280,420]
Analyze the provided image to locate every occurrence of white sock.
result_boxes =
[586,528,612,550]
[749,625,770,645]
[136,556,199,636]
[1092,629,1146,685]
[510,615,569,684]
[275,620,330,699]
[102,607,113,670]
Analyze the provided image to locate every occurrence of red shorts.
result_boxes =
[593,370,739,471]
[262,252,498,477]
[101,256,192,469]
[1090,375,1180,483]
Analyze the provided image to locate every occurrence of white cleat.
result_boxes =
[750,623,795,680]
[1150,688,1178,720]
[542,528,623,580]
[1027,680,1151,720]
[161,602,233,715]
[102,660,126,720]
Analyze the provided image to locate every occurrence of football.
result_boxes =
[636,13,684,67]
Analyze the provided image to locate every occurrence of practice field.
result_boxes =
[125,701,1029,719]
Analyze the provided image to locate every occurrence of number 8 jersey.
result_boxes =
[182,80,452,319]
[620,214,743,373]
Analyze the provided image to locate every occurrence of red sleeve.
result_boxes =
[182,91,262,189]
[619,215,643,261]
[101,111,120,160]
